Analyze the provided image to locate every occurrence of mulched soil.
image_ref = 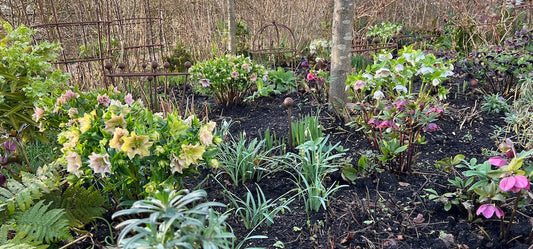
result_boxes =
[74,78,533,249]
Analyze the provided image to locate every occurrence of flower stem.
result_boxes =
[503,192,522,240]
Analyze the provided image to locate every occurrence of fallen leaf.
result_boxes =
[399,181,410,187]
[439,233,455,248]
[413,213,425,224]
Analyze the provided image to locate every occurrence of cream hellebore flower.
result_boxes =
[68,108,78,118]
[60,129,80,151]
[199,121,217,146]
[87,152,111,177]
[373,90,385,100]
[65,151,82,177]
[109,127,129,151]
[170,153,186,174]
[104,113,127,134]
[121,131,153,159]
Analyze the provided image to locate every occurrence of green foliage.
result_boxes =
[216,133,285,187]
[0,168,60,214]
[291,113,323,147]
[189,55,266,105]
[112,189,234,249]
[351,54,373,73]
[223,184,293,229]
[164,41,195,72]
[0,22,69,137]
[365,22,402,44]
[290,136,347,212]
[481,93,510,114]
[43,183,106,228]
[12,200,72,243]
[250,67,297,99]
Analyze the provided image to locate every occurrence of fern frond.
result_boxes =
[0,224,48,249]
[15,200,73,243]
[0,164,61,214]
[44,183,107,227]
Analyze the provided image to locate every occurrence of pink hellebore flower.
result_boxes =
[488,156,507,168]
[124,93,134,106]
[62,90,79,101]
[33,107,45,122]
[378,120,398,130]
[500,175,530,193]
[394,100,410,111]
[231,71,239,78]
[97,94,110,107]
[476,204,504,218]
[301,61,309,68]
[353,80,366,91]
[426,107,444,116]
[250,73,258,82]
[200,78,211,87]
[307,73,316,81]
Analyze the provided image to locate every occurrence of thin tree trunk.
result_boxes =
[329,0,354,114]
[227,0,236,54]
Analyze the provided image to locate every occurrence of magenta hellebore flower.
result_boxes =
[307,73,316,81]
[367,119,380,127]
[488,156,507,168]
[425,123,439,132]
[3,140,16,152]
[426,107,444,116]
[500,175,530,193]
[301,61,309,68]
[476,204,504,218]
[394,100,410,111]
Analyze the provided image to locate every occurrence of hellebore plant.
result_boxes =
[472,139,533,240]
[52,89,219,202]
[346,46,454,173]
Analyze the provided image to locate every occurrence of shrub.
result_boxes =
[189,55,266,105]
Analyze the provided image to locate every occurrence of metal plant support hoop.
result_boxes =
[251,21,297,70]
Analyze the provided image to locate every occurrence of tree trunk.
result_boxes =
[227,0,236,54]
[329,0,354,114]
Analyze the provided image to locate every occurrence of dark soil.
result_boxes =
[72,79,533,249]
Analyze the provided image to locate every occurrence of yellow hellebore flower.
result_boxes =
[178,143,205,168]
[109,127,129,150]
[121,131,153,159]
[79,113,92,133]
[104,113,126,134]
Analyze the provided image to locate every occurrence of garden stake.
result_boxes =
[284,97,294,149]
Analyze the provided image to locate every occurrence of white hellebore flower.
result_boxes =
[443,71,454,77]
[373,90,385,100]
[394,64,404,72]
[417,67,435,75]
[375,68,391,78]
[393,85,408,93]
[363,73,374,80]
[432,78,440,86]
[378,53,393,61]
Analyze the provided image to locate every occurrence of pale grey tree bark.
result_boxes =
[329,0,354,113]
[227,0,236,54]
